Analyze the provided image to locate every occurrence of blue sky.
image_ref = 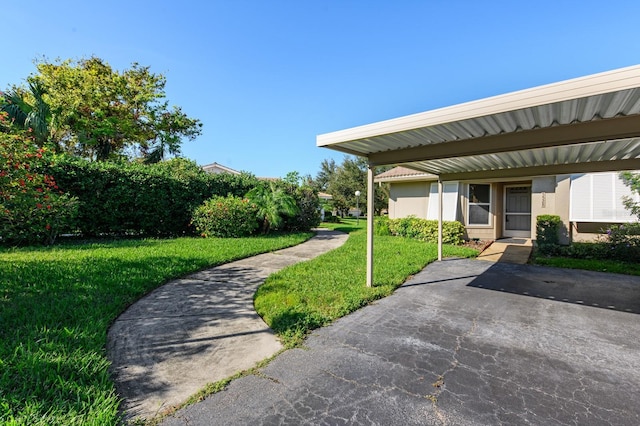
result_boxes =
[3,1,640,178]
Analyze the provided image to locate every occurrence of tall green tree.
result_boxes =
[246,182,299,234]
[313,158,337,192]
[15,56,202,162]
[325,156,390,216]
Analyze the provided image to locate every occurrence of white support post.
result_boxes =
[438,178,443,261]
[366,164,375,287]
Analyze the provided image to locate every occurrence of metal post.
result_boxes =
[438,178,443,261]
[366,165,374,287]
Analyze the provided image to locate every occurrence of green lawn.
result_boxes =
[0,233,312,426]
[0,220,480,425]
[255,219,479,347]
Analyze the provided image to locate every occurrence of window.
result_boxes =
[468,184,491,225]
[570,172,640,222]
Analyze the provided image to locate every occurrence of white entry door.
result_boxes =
[503,185,531,238]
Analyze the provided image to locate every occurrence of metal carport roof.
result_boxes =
[317,65,640,286]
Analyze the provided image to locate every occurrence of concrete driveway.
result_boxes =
[163,258,640,425]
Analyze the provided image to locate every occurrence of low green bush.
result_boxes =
[280,184,321,232]
[535,214,562,255]
[536,224,640,262]
[323,214,341,223]
[388,216,464,244]
[191,195,259,238]
[374,216,391,236]
[602,223,640,262]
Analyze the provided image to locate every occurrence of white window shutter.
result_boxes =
[427,182,459,221]
[570,172,639,222]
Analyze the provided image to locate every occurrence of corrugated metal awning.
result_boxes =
[317,65,640,177]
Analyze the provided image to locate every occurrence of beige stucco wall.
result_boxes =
[388,181,430,219]
[387,173,631,244]
[532,175,610,243]
[554,175,572,244]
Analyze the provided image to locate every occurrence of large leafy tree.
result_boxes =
[325,156,389,216]
[8,56,202,162]
[313,158,337,192]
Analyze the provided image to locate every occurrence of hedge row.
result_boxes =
[375,216,465,245]
[47,157,260,237]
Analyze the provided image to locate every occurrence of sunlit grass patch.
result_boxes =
[0,232,312,425]
[255,224,478,347]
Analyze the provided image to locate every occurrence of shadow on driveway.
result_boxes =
[163,258,640,426]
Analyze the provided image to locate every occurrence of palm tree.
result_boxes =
[1,80,52,146]
[246,182,299,234]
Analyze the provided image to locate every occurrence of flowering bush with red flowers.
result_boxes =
[0,133,78,245]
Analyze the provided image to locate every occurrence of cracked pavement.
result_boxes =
[162,257,640,425]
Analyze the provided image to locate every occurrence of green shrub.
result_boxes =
[563,242,608,259]
[602,223,640,262]
[535,214,562,255]
[47,157,260,237]
[374,216,391,236]
[536,214,561,245]
[280,184,321,232]
[0,136,78,246]
[323,214,341,223]
[388,216,464,244]
[536,224,640,262]
[191,195,259,238]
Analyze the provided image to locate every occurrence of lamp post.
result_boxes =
[355,190,361,225]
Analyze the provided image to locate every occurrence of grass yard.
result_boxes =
[255,219,480,347]
[0,232,313,426]
[1,219,480,425]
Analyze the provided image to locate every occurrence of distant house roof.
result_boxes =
[202,162,241,175]
[318,192,333,200]
[375,166,437,183]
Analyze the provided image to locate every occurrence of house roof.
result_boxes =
[317,65,640,180]
[202,162,241,175]
[374,166,437,182]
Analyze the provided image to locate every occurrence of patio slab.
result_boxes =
[477,238,533,264]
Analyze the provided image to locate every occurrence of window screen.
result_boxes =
[468,184,491,225]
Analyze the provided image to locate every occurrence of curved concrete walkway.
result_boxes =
[107,229,348,422]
